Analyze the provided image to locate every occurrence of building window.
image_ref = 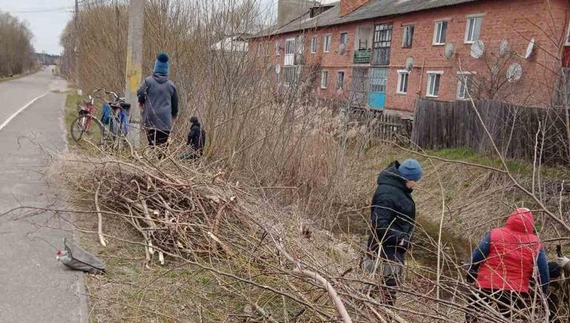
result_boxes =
[427,71,443,97]
[457,72,474,100]
[465,16,483,43]
[340,32,349,44]
[433,21,448,45]
[402,25,414,48]
[257,43,263,56]
[372,23,393,65]
[397,70,409,94]
[339,32,349,54]
[275,41,281,56]
[284,38,295,66]
[337,71,345,90]
[566,25,570,46]
[311,36,318,53]
[321,70,329,88]
[323,35,332,52]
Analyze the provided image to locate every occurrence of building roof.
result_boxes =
[211,35,250,52]
[257,0,481,37]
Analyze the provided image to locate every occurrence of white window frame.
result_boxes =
[464,15,483,44]
[402,25,414,48]
[426,71,443,97]
[457,72,475,100]
[284,38,295,66]
[321,70,329,89]
[311,36,318,53]
[433,21,448,45]
[340,32,349,46]
[323,35,332,53]
[396,70,409,94]
[337,71,345,90]
[566,24,570,46]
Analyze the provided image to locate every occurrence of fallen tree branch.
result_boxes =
[94,182,107,247]
[292,269,353,323]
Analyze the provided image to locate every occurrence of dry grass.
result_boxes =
[56,1,570,321]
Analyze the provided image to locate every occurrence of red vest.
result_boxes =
[476,209,541,293]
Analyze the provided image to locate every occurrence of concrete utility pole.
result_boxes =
[74,0,80,87]
[125,0,145,148]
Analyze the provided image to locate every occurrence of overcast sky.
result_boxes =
[0,0,73,55]
[0,0,335,55]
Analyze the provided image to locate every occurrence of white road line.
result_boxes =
[0,92,50,132]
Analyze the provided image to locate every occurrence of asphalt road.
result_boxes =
[0,69,88,323]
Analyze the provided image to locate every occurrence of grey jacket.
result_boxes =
[137,73,179,132]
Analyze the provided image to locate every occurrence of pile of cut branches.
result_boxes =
[61,153,556,323]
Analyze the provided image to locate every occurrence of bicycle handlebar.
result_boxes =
[104,90,119,100]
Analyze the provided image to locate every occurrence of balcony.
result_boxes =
[371,47,390,66]
[354,49,371,64]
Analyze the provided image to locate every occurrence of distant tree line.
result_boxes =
[36,53,61,66]
[0,11,35,77]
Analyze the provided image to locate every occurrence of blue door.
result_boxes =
[368,68,388,110]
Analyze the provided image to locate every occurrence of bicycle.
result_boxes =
[70,89,131,149]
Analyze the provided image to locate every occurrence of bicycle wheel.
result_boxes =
[70,115,104,146]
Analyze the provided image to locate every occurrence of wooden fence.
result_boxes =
[348,109,413,141]
[411,99,570,165]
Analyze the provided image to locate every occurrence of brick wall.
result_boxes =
[251,0,570,112]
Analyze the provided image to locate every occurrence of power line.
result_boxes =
[9,7,74,14]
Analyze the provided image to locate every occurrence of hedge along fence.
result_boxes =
[411,99,570,166]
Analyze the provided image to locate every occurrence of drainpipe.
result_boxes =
[418,57,426,97]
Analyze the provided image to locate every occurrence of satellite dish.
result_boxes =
[525,39,535,59]
[275,64,281,74]
[506,63,522,83]
[470,40,485,59]
[444,43,455,60]
[405,57,414,71]
[499,39,510,58]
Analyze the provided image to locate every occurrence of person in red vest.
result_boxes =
[465,208,550,323]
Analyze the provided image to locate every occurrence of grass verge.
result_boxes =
[430,147,570,180]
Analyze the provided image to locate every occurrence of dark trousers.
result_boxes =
[548,291,561,323]
[465,289,529,323]
[364,234,405,306]
[146,129,170,146]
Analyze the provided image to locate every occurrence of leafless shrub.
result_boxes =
[0,11,35,76]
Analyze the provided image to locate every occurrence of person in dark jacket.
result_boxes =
[546,255,570,322]
[137,52,179,146]
[465,208,549,323]
[363,159,423,305]
[179,116,206,160]
[187,116,205,154]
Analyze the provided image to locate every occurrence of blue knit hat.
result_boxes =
[154,52,169,75]
[398,159,423,181]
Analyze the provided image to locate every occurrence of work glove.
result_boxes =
[557,256,570,272]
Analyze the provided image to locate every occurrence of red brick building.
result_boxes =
[250,0,570,114]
